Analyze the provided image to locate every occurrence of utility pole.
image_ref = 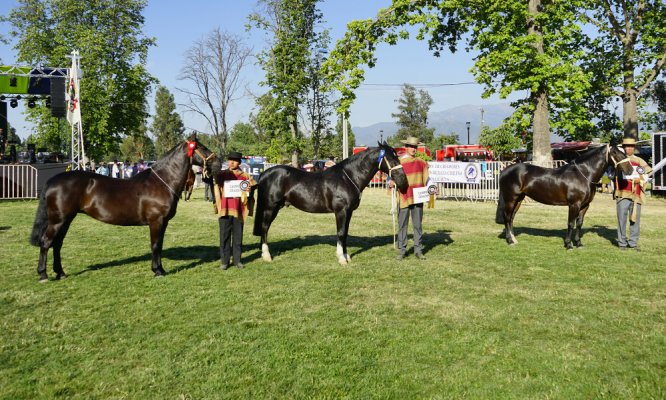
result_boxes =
[466,121,471,145]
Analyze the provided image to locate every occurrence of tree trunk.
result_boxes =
[622,47,639,138]
[290,116,299,167]
[532,85,552,165]
[528,0,552,165]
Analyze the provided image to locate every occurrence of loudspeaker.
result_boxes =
[50,77,66,118]
[0,101,7,156]
[654,133,666,191]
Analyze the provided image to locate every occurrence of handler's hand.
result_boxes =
[633,178,642,184]
[388,181,396,188]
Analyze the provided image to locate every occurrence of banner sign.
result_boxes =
[223,180,250,198]
[428,162,481,184]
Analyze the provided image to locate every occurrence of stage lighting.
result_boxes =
[27,98,36,108]
[10,98,18,108]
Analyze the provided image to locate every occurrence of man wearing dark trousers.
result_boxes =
[214,151,256,269]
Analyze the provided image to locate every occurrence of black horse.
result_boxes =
[496,144,632,249]
[30,136,219,281]
[252,142,408,264]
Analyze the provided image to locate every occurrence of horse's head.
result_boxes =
[187,135,220,179]
[608,144,634,176]
[377,141,409,193]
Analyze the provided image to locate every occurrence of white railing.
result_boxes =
[0,164,38,199]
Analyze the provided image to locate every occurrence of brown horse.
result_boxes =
[181,168,196,201]
[30,136,219,281]
[496,144,632,249]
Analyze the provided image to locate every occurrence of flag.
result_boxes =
[66,57,81,126]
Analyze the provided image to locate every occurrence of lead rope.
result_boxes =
[149,168,178,197]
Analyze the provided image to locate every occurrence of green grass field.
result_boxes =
[1,188,665,399]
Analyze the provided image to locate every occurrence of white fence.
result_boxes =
[0,164,39,199]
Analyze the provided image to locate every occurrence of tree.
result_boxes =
[304,31,335,160]
[582,0,666,139]
[390,84,435,146]
[150,86,184,157]
[6,0,156,161]
[324,0,590,164]
[478,124,523,161]
[178,28,252,156]
[120,131,154,162]
[227,122,261,155]
[248,0,322,166]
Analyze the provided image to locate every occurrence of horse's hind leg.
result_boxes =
[52,217,74,280]
[36,215,72,282]
[260,204,280,262]
[503,194,523,245]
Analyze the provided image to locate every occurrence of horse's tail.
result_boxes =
[495,194,506,224]
[252,182,263,236]
[30,189,48,247]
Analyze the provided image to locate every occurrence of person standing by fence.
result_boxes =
[615,137,652,251]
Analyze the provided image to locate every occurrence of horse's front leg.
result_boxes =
[565,205,579,250]
[149,220,168,276]
[334,210,351,265]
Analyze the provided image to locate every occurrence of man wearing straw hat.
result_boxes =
[614,137,652,251]
[389,136,430,260]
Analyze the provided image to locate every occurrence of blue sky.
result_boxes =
[1,0,521,140]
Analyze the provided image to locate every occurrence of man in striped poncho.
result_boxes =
[391,136,430,261]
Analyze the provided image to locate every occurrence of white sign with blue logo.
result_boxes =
[428,162,481,184]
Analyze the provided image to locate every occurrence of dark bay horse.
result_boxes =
[496,144,632,249]
[252,142,409,264]
[30,136,219,281]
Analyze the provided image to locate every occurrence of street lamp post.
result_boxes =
[379,129,383,143]
[466,121,471,145]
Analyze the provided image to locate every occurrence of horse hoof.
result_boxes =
[55,274,67,280]
[262,254,273,262]
[39,278,48,283]
[338,258,348,265]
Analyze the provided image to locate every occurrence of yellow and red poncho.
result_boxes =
[214,169,257,223]
[398,154,430,208]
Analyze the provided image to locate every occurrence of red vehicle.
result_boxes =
[436,145,493,161]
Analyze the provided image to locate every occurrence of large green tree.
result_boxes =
[582,0,666,139]
[150,86,185,157]
[248,0,322,166]
[6,0,156,161]
[390,84,435,147]
[324,0,590,164]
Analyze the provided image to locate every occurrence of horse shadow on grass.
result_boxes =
[243,229,453,261]
[498,225,617,246]
[72,245,220,276]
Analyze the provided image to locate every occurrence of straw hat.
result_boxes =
[621,137,637,146]
[401,136,424,146]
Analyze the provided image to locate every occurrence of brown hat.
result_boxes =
[401,136,424,146]
[621,137,637,146]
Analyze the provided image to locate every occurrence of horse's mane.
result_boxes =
[150,142,186,170]
[573,144,607,163]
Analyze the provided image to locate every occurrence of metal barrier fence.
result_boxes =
[262,160,568,202]
[0,164,39,199]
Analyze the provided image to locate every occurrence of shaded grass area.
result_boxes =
[1,189,665,399]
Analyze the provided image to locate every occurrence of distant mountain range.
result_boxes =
[352,103,515,146]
